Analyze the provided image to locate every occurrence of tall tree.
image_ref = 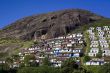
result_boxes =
[24,55,36,67]
[42,57,51,66]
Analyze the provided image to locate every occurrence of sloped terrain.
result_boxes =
[0,9,109,55]
[0,9,103,40]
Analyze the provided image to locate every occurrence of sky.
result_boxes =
[0,0,110,29]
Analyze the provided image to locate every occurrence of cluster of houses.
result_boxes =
[1,26,109,68]
[85,26,110,65]
[18,33,85,67]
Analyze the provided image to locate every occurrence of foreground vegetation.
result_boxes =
[0,58,90,73]
[0,57,110,73]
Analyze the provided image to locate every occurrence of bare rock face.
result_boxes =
[0,9,103,40]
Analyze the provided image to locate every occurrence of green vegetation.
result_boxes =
[83,55,91,63]
[84,31,90,53]
[83,62,110,73]
[0,53,8,58]
[42,57,51,66]
[5,57,13,65]
[0,37,36,47]
[98,63,110,73]
[0,58,94,73]
[17,66,59,73]
[17,58,92,73]
[72,18,110,33]
[84,66,101,73]
[23,55,36,66]
[0,37,37,58]
[96,49,102,58]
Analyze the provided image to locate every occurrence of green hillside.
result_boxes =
[0,18,110,58]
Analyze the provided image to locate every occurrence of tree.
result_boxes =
[17,66,60,73]
[5,57,13,68]
[0,53,7,58]
[33,41,38,45]
[96,53,102,58]
[17,67,37,73]
[24,55,36,67]
[0,63,10,73]
[83,55,91,63]
[98,63,110,73]
[61,58,78,69]
[96,49,102,58]
[61,58,79,73]
[30,61,39,67]
[12,55,20,61]
[42,57,51,66]
[79,52,84,57]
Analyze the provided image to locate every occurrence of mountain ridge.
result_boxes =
[0,9,103,40]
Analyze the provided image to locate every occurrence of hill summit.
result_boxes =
[0,9,103,40]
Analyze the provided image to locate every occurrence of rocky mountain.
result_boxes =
[0,9,103,40]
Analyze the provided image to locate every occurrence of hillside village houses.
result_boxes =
[4,26,110,68]
[88,48,99,57]
[86,26,110,65]
[17,33,84,67]
[85,58,105,65]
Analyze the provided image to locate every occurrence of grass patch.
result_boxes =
[84,65,101,73]
[84,31,90,54]
[0,38,36,58]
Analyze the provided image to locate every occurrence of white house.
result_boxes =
[67,43,72,47]
[90,43,99,48]
[89,27,95,30]
[53,61,62,67]
[96,27,102,31]
[98,31,104,36]
[76,33,83,37]
[91,40,98,44]
[79,40,83,44]
[73,49,81,53]
[100,44,109,48]
[88,48,99,57]
[102,49,110,56]
[85,58,105,65]
[103,26,109,31]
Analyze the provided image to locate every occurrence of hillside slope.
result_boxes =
[0,9,103,40]
[1,9,110,55]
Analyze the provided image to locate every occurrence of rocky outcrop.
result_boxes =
[0,9,103,40]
